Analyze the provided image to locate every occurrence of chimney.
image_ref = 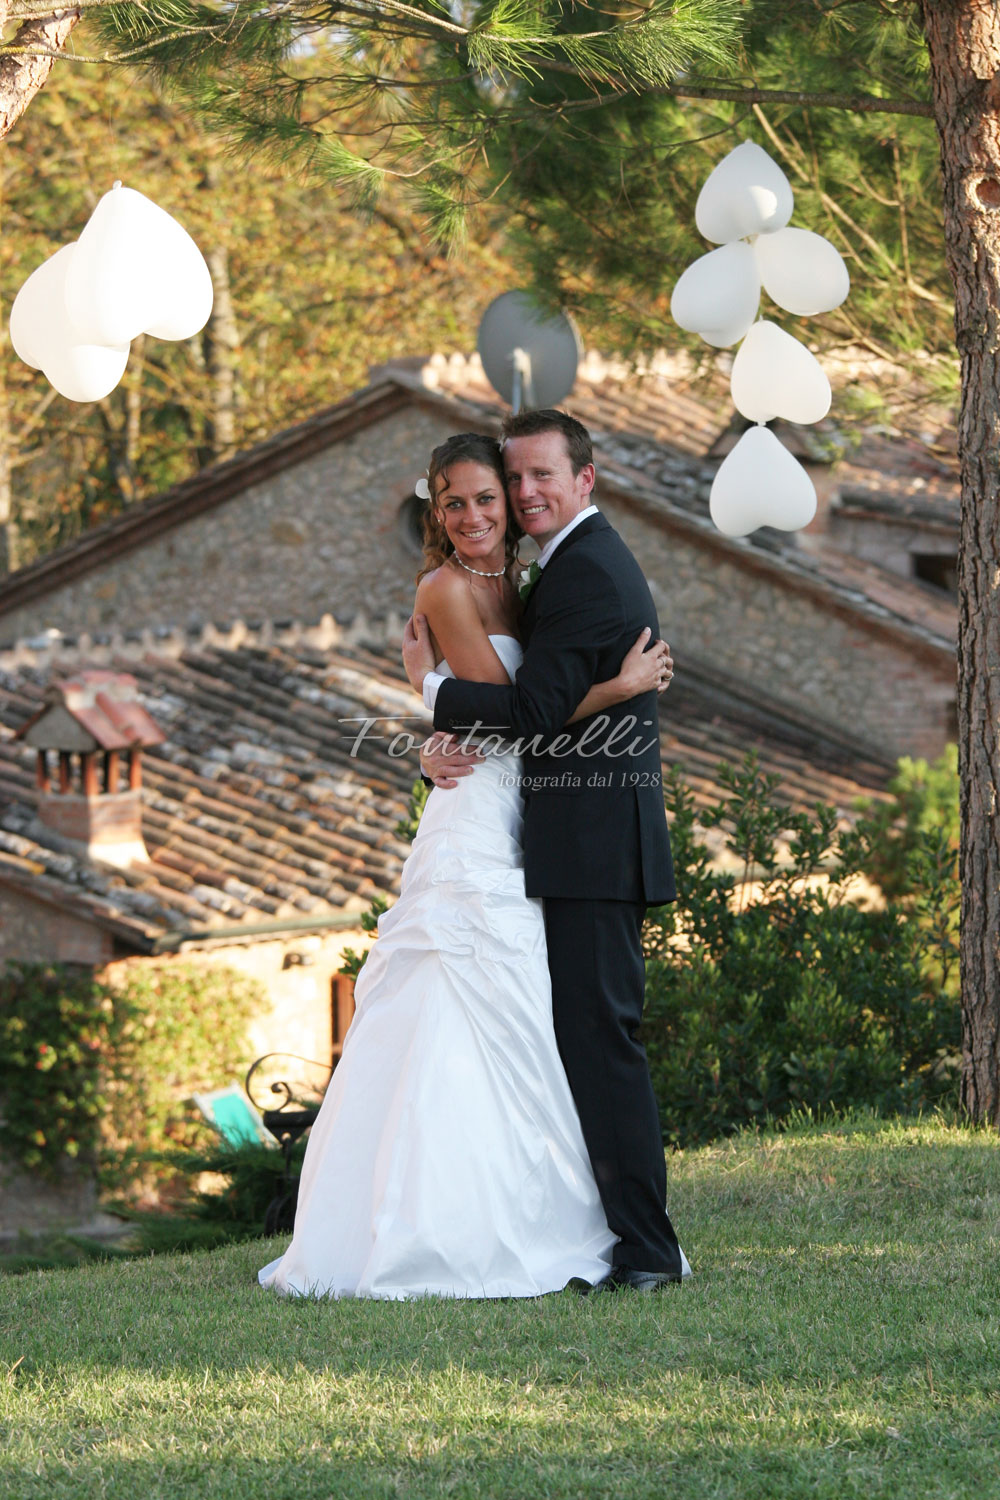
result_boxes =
[14,671,165,869]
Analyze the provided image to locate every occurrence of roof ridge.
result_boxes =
[0,378,416,625]
[0,610,411,675]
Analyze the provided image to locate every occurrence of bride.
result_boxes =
[259,432,670,1299]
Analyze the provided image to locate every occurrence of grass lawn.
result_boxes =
[1,1114,997,1500]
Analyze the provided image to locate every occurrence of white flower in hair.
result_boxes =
[414,472,431,500]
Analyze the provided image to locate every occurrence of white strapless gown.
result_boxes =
[258,636,617,1298]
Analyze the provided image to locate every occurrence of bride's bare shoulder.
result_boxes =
[416,564,465,610]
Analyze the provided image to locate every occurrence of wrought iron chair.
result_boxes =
[244,1053,334,1234]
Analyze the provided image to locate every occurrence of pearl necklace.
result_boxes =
[451,552,507,579]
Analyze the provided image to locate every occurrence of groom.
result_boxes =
[402,408,685,1290]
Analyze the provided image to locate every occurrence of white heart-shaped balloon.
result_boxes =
[670,241,760,345]
[730,321,832,425]
[695,141,795,244]
[65,184,213,345]
[710,426,817,537]
[10,243,130,402]
[10,243,78,369]
[754,226,850,316]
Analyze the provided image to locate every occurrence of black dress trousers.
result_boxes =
[542,896,684,1276]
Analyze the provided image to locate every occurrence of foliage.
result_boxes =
[1,60,513,568]
[642,753,961,1147]
[850,743,959,898]
[502,1,953,382]
[71,3,955,392]
[85,1,746,218]
[0,963,112,1174]
[0,6,959,568]
[100,962,263,1188]
[0,960,262,1186]
[119,1137,308,1255]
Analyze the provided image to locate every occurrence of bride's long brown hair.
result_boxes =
[416,432,522,583]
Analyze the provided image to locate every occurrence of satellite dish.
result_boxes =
[477,290,581,413]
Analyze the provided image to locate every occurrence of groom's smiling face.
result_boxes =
[503,431,595,546]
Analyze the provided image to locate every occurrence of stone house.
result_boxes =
[0,349,958,1229]
[0,352,957,764]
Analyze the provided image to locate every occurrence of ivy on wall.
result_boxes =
[0,961,262,1186]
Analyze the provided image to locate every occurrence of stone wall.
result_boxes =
[597,489,955,762]
[0,887,114,966]
[0,399,956,762]
[828,511,957,579]
[0,406,451,646]
[0,1157,99,1238]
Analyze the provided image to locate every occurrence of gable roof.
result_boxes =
[0,354,957,656]
[0,614,892,955]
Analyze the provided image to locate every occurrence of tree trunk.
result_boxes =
[0,372,16,576]
[0,10,81,139]
[202,245,240,462]
[0,119,15,574]
[920,0,1000,1124]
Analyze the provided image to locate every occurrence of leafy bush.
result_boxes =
[852,745,959,899]
[643,754,961,1147]
[0,963,111,1174]
[101,963,263,1191]
[120,1138,308,1255]
[0,961,263,1187]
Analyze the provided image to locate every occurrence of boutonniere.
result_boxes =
[518,560,542,604]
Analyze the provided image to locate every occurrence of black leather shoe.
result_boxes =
[610,1265,682,1292]
[564,1273,616,1295]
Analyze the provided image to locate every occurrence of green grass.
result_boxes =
[1,1114,998,1500]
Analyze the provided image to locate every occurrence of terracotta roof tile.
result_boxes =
[0,621,893,948]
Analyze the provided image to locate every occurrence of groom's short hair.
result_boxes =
[500,408,593,476]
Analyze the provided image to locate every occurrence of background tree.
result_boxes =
[0,61,513,565]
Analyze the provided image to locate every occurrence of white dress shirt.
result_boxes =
[421,505,600,710]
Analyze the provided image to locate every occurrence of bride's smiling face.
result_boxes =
[433,460,508,567]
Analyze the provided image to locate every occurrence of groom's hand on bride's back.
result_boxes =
[420,733,482,790]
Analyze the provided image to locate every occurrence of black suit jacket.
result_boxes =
[433,513,676,904]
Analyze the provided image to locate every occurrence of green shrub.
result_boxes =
[643,754,960,1147]
[121,1138,308,1254]
[852,745,959,899]
[101,963,263,1191]
[0,963,111,1175]
[0,961,263,1189]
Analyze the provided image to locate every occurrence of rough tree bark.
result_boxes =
[203,245,239,462]
[0,357,15,575]
[0,8,81,139]
[920,0,1000,1124]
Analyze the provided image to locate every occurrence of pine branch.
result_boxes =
[668,80,933,119]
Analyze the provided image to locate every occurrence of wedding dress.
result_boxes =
[258,635,618,1298]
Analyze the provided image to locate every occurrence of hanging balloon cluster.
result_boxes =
[670,142,849,539]
[9,183,214,403]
